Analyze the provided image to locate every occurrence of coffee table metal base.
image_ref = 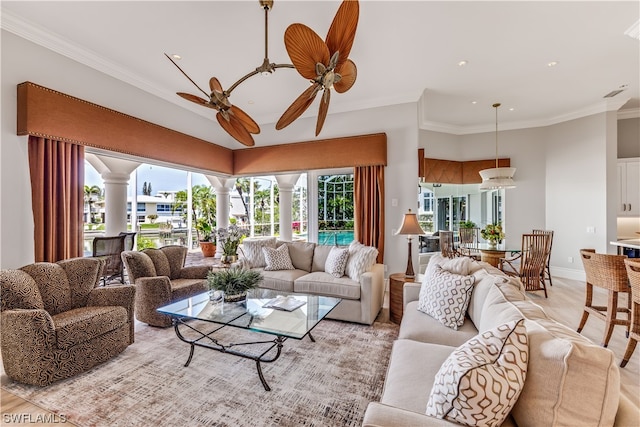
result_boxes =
[172,317,314,391]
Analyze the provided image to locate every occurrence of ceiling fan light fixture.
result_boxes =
[479,102,516,190]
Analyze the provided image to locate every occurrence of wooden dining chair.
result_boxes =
[500,233,550,297]
[439,231,458,259]
[533,229,554,286]
[577,249,631,348]
[458,227,481,260]
[621,258,640,367]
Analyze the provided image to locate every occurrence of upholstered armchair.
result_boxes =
[121,245,210,327]
[0,257,135,386]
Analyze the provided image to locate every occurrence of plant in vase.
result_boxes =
[481,223,505,248]
[207,267,263,302]
[216,224,246,264]
[196,218,216,257]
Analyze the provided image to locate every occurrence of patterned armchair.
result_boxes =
[0,257,135,386]
[121,245,210,327]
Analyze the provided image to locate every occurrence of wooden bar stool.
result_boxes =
[577,249,631,348]
[621,258,640,367]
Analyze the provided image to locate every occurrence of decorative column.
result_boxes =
[275,174,300,242]
[102,172,130,236]
[208,176,236,257]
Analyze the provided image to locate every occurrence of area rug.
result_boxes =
[2,319,398,426]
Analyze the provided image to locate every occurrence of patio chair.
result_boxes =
[500,233,550,298]
[621,258,640,367]
[577,249,631,348]
[439,231,458,259]
[92,234,127,285]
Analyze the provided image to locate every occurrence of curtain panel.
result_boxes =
[354,165,385,263]
[28,136,84,262]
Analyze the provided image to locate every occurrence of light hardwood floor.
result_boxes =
[1,274,638,424]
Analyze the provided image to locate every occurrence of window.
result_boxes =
[137,202,145,213]
[317,173,354,245]
[157,203,172,213]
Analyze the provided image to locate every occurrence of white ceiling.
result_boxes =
[2,0,639,147]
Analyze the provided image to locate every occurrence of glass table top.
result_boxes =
[157,288,341,340]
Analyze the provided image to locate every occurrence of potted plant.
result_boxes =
[481,222,505,248]
[207,267,263,302]
[459,220,476,229]
[196,218,216,257]
[216,224,246,264]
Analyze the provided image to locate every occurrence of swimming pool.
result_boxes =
[317,230,354,246]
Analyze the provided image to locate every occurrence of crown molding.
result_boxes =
[618,108,640,120]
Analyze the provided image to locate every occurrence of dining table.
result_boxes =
[472,243,521,268]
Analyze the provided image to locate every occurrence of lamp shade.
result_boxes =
[396,209,425,235]
[479,167,517,190]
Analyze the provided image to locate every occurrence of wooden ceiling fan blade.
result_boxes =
[325,0,359,69]
[284,24,330,80]
[315,89,331,136]
[217,112,255,147]
[230,105,260,135]
[177,92,216,109]
[209,77,223,93]
[334,59,357,93]
[276,85,319,130]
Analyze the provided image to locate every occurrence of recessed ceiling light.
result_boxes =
[171,54,182,60]
[458,60,468,67]
[547,61,558,67]
[471,101,477,105]
[248,100,255,104]
[509,108,515,111]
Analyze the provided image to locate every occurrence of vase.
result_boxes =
[223,291,247,303]
[222,254,238,264]
[199,241,216,257]
[487,240,498,249]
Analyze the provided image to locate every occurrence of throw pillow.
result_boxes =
[426,319,529,427]
[417,265,475,330]
[242,237,276,268]
[325,246,349,278]
[262,245,295,271]
[345,241,378,281]
[440,256,473,276]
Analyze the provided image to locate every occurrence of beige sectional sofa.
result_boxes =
[363,253,639,426]
[240,238,384,325]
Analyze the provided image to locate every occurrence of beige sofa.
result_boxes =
[363,253,640,426]
[240,239,384,325]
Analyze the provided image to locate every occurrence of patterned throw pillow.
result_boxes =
[417,265,475,330]
[345,241,378,281]
[426,319,529,427]
[325,247,349,278]
[262,245,295,271]
[242,237,276,268]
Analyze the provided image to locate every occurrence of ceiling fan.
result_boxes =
[166,0,359,146]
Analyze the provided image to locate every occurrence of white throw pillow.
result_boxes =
[417,265,475,330]
[325,246,349,278]
[262,244,295,271]
[440,256,473,276]
[345,241,378,281]
[426,319,529,427]
[242,237,276,268]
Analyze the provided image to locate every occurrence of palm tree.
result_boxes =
[83,185,102,223]
[235,178,251,225]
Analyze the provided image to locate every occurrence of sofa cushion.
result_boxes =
[294,272,361,300]
[426,319,528,427]
[121,251,157,282]
[263,245,295,271]
[142,248,172,278]
[325,246,349,277]
[242,237,276,268]
[169,278,208,302]
[278,241,315,272]
[477,281,526,333]
[311,245,334,272]
[258,269,308,293]
[400,301,478,347]
[53,306,128,350]
[440,256,474,275]
[20,263,72,315]
[159,246,187,279]
[510,318,620,427]
[345,241,379,281]
[0,269,45,311]
[418,265,475,330]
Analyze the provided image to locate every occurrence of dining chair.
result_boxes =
[458,227,481,260]
[621,258,640,367]
[500,233,550,297]
[439,231,458,259]
[577,249,631,348]
[533,229,554,286]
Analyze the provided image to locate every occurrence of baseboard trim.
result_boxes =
[549,266,585,282]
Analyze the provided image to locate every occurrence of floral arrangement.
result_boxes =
[481,223,505,243]
[216,224,246,256]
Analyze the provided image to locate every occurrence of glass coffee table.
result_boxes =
[157,288,341,391]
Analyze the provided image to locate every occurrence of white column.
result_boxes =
[207,176,236,257]
[275,174,301,242]
[102,172,130,236]
[187,172,193,248]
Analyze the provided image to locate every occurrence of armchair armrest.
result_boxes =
[403,282,421,309]
[1,309,56,385]
[134,276,173,327]
[179,265,211,279]
[88,285,136,343]
[358,264,385,325]
[363,402,460,426]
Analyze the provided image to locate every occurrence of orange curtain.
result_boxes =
[354,165,385,263]
[28,136,84,262]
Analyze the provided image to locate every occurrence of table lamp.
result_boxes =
[395,209,426,278]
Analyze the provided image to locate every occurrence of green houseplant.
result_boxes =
[481,222,505,247]
[207,267,263,302]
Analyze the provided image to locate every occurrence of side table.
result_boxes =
[389,273,418,324]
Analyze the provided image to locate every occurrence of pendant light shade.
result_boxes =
[479,103,516,190]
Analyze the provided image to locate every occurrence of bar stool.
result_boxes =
[621,258,640,367]
[577,249,631,348]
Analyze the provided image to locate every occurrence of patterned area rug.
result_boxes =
[2,319,398,426]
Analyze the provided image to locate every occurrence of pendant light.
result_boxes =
[479,103,516,190]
